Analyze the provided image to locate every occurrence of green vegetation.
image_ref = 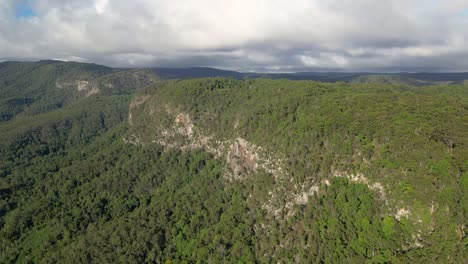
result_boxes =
[0,61,157,122]
[0,63,466,263]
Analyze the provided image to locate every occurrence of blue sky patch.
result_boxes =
[16,0,37,18]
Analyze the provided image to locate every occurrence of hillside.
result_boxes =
[126,79,467,262]
[0,61,158,122]
[0,63,467,263]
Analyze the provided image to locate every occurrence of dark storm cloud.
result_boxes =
[1,0,468,72]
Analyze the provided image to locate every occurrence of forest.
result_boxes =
[0,61,466,263]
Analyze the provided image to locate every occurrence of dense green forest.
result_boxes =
[0,61,157,122]
[0,62,467,263]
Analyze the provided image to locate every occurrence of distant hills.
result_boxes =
[2,60,468,85]
[152,66,468,85]
[0,60,158,121]
[151,67,243,79]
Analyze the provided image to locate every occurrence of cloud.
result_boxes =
[0,0,467,71]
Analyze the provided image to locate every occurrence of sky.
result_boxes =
[1,0,468,72]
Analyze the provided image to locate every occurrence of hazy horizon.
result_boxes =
[4,59,468,74]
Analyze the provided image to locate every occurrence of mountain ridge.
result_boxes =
[3,60,468,84]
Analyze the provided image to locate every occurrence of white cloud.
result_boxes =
[94,0,109,14]
[0,0,467,71]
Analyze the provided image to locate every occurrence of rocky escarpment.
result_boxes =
[123,82,458,253]
[55,69,158,98]
[56,79,100,97]
[226,138,259,180]
[125,101,403,221]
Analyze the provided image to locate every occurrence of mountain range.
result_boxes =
[0,60,466,263]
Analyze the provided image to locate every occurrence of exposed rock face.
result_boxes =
[333,170,386,200]
[175,113,193,137]
[123,134,142,145]
[226,138,259,180]
[152,111,225,157]
[136,109,392,220]
[395,208,411,221]
[126,106,426,228]
[77,80,89,91]
[262,170,390,220]
[56,79,101,97]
